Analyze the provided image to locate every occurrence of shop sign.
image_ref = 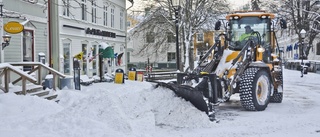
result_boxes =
[4,21,24,34]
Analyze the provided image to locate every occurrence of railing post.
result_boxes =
[22,78,26,95]
[38,65,42,85]
[4,68,9,93]
[53,73,57,91]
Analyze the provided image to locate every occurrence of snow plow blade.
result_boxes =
[155,82,209,113]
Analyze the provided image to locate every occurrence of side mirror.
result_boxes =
[280,19,287,29]
[214,21,221,30]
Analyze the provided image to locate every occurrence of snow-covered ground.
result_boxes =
[1,69,320,137]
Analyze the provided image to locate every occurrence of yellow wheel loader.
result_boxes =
[155,11,287,121]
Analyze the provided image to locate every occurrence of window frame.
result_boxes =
[196,33,204,43]
[63,0,70,17]
[81,0,87,21]
[103,5,108,26]
[91,0,97,23]
[146,32,155,43]
[111,7,115,28]
[167,52,176,62]
[167,32,175,43]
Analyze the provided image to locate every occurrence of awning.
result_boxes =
[99,42,114,58]
[286,45,292,51]
[294,42,299,50]
[20,19,37,29]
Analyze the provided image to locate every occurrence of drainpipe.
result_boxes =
[125,1,134,73]
[0,0,3,63]
[48,0,60,71]
[48,0,52,67]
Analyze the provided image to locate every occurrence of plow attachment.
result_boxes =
[154,73,219,121]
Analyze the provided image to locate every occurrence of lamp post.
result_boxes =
[300,29,306,77]
[172,0,180,71]
[2,34,11,50]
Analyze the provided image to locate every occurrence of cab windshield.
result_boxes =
[229,17,271,50]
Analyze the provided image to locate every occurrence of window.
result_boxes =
[317,42,320,55]
[197,33,204,42]
[82,44,87,75]
[145,7,151,16]
[103,5,108,26]
[63,0,70,16]
[92,45,97,75]
[167,52,176,62]
[127,21,131,27]
[81,0,87,21]
[91,1,97,23]
[120,10,124,30]
[167,32,175,43]
[146,32,155,43]
[111,7,115,28]
[63,43,71,74]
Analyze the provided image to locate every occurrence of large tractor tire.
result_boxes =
[270,71,283,103]
[239,68,271,111]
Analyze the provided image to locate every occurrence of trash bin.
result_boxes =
[303,65,308,74]
[137,71,144,82]
[44,74,53,89]
[114,68,124,84]
[128,67,137,81]
[59,75,74,89]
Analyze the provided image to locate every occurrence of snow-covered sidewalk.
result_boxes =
[0,69,320,137]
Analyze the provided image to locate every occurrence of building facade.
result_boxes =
[59,0,127,77]
[1,0,48,71]
[1,0,127,77]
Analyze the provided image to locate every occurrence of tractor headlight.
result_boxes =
[257,47,265,52]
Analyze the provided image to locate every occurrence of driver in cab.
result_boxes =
[239,25,254,41]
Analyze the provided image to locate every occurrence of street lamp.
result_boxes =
[2,34,11,50]
[172,0,180,71]
[300,29,306,77]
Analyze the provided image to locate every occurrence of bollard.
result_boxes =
[128,67,137,81]
[303,66,308,74]
[137,71,144,82]
[73,58,81,90]
[114,68,125,84]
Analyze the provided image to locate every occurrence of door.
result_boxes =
[23,30,34,71]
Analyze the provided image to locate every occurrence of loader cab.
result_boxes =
[227,15,272,51]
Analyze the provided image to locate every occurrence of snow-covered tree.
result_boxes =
[129,0,229,71]
[267,0,320,59]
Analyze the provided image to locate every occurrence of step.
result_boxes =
[13,85,44,95]
[42,94,58,100]
[29,90,50,97]
[51,98,60,103]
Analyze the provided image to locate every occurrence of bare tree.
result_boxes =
[251,0,261,10]
[268,0,320,59]
[129,0,229,71]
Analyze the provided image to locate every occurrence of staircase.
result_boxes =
[0,62,65,102]
[12,84,59,101]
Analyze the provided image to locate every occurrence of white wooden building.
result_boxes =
[59,0,127,77]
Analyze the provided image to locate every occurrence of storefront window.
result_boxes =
[82,44,87,75]
[63,43,71,74]
[92,45,97,75]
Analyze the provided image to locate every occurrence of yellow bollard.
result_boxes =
[114,69,124,84]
